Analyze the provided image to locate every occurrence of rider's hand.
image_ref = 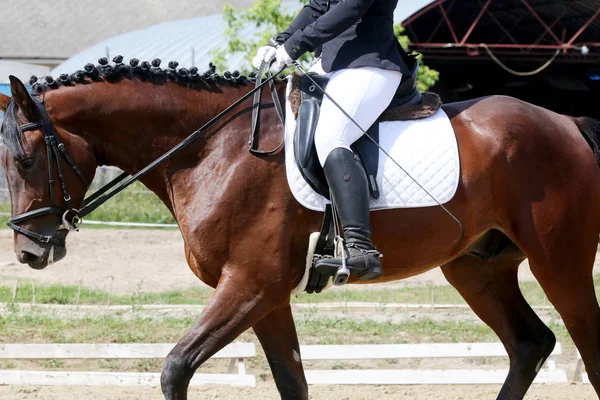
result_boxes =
[252,45,277,69]
[271,45,294,71]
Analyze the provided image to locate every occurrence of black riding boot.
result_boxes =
[314,148,383,280]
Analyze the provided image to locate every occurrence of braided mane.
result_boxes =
[29,56,261,93]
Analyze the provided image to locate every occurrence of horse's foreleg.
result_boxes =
[253,304,308,400]
[160,272,286,400]
[441,255,556,400]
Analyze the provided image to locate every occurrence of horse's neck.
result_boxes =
[45,80,286,212]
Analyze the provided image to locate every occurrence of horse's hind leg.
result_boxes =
[160,272,288,400]
[441,254,556,400]
[253,304,308,400]
[523,229,600,393]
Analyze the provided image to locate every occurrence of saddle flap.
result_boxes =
[294,99,330,199]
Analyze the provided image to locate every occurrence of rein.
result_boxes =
[7,66,285,245]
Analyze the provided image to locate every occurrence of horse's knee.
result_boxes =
[161,351,194,399]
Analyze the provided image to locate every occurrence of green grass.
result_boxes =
[0,281,213,306]
[0,201,8,226]
[0,314,195,344]
[0,281,459,306]
[0,276,576,308]
[0,312,570,345]
[84,182,175,226]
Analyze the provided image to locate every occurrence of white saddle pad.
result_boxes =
[284,78,461,212]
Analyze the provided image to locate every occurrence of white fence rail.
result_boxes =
[0,342,568,387]
[301,343,567,385]
[0,342,256,387]
[576,350,591,384]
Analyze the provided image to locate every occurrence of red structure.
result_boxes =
[403,0,600,117]
[404,0,599,61]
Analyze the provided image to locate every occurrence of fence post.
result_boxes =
[106,276,114,307]
[135,279,143,307]
[11,280,19,302]
[76,279,82,307]
[430,287,434,309]
[31,282,36,306]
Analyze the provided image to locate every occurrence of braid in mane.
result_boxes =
[29,56,265,94]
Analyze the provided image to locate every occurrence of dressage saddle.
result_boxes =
[294,56,424,200]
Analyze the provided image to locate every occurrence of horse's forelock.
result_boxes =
[1,101,27,159]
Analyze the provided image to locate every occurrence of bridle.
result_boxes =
[6,94,90,245]
[4,63,284,246]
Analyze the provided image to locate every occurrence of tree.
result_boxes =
[212,0,439,91]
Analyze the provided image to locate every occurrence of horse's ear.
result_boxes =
[0,93,9,112]
[9,75,36,120]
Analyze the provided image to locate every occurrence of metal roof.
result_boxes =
[0,0,257,60]
[52,0,437,75]
[0,62,50,84]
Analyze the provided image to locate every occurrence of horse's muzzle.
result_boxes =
[14,233,67,269]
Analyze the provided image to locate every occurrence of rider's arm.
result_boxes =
[274,0,329,44]
[283,0,376,59]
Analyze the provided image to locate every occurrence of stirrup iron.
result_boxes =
[333,236,350,286]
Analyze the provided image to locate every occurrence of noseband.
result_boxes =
[6,95,90,245]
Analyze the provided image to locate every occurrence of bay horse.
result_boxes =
[1,59,600,400]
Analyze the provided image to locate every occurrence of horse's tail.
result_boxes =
[574,116,600,167]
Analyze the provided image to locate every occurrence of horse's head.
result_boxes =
[0,76,96,269]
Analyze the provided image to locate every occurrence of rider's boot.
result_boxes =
[314,147,383,280]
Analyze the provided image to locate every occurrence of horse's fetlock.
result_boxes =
[161,353,193,388]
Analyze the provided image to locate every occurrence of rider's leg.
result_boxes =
[313,67,402,280]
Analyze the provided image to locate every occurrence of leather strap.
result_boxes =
[249,60,285,155]
[9,207,64,224]
[7,222,64,245]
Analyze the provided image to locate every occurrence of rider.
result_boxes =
[253,0,412,280]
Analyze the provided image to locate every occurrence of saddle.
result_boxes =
[292,57,441,201]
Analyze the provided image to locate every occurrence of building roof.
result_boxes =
[51,0,436,75]
[3,0,435,62]
[1,0,257,60]
[0,62,50,84]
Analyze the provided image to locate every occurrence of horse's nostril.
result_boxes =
[20,251,36,263]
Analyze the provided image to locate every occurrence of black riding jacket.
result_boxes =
[275,0,410,74]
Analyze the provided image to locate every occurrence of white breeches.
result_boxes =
[311,65,403,166]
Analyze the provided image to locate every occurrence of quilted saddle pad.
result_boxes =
[284,77,461,212]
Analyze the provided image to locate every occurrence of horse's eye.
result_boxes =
[19,158,35,169]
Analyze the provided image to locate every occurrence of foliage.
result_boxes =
[212,0,440,90]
